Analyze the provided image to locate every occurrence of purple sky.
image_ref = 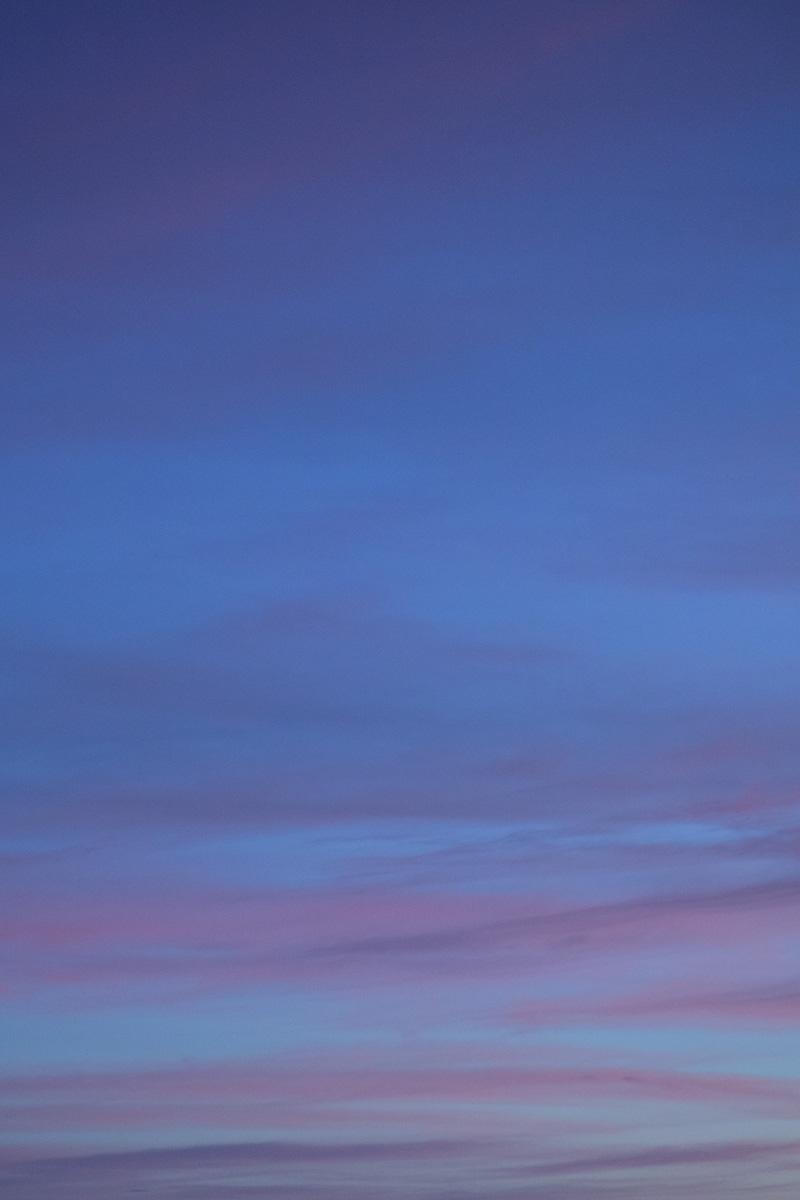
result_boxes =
[1,2,799,1197]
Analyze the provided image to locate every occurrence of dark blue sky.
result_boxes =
[1,3,799,1197]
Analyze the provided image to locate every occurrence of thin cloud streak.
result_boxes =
[518,1137,800,1177]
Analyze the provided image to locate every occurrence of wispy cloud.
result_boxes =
[517,1137,800,1177]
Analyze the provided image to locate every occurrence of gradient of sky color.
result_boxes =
[1,2,799,1197]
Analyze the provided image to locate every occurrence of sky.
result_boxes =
[1,0,799,1196]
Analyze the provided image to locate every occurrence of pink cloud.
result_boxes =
[3,875,798,1004]
[608,980,800,1025]
[516,975,800,1030]
[2,1059,797,1136]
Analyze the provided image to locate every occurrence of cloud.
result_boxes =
[2,1057,797,1138]
[3,1132,799,1200]
[19,1137,474,1169]
[0,1138,475,1200]
[303,878,800,966]
[610,979,800,1024]
[3,865,798,1006]
[518,1137,800,1177]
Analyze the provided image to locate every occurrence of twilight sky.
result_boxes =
[1,2,799,1197]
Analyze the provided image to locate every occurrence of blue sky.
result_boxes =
[1,2,799,1197]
